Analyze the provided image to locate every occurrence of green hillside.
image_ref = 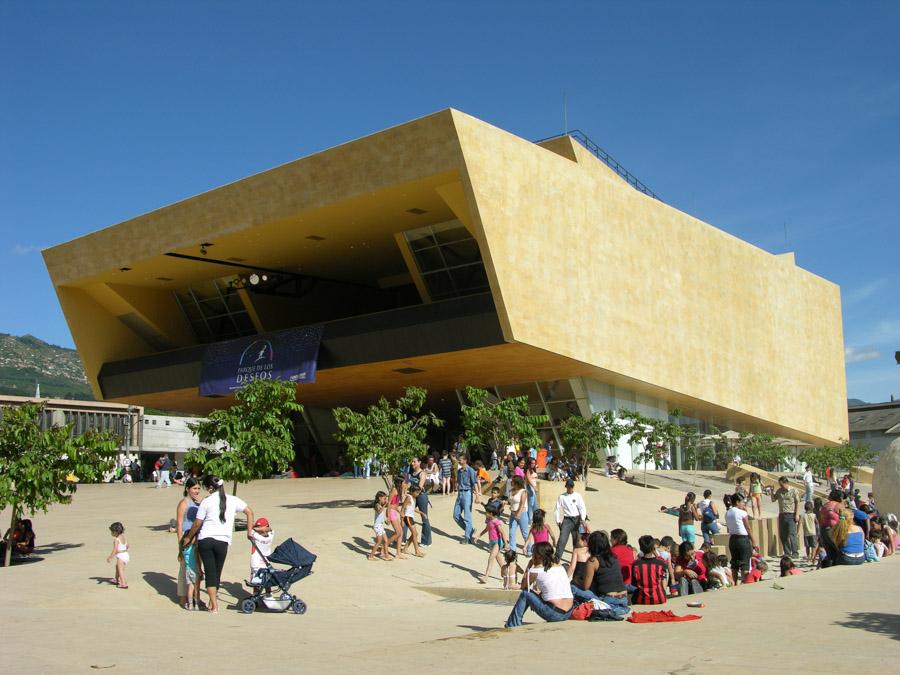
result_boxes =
[0,333,93,400]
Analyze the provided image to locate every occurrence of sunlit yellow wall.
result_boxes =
[451,110,847,443]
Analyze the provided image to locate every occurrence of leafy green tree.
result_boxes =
[560,410,624,488]
[800,441,875,478]
[0,402,118,567]
[736,433,791,472]
[619,410,683,487]
[696,426,724,470]
[185,378,303,495]
[459,386,548,465]
[333,386,443,490]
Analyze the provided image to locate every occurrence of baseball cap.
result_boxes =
[253,517,270,528]
[565,479,575,488]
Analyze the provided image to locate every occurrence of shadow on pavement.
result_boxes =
[440,559,482,582]
[34,542,84,554]
[341,537,372,557]
[89,576,117,585]
[835,612,900,641]
[142,571,178,602]
[280,499,370,510]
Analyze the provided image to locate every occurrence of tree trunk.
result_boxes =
[382,473,392,492]
[232,481,238,496]
[4,505,18,568]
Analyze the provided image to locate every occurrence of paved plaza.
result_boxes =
[1,473,898,673]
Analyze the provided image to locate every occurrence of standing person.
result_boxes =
[450,452,460,493]
[524,459,538,525]
[726,493,757,585]
[439,451,452,495]
[183,476,255,614]
[476,507,509,584]
[386,478,407,559]
[508,477,529,552]
[749,473,763,519]
[452,455,478,544]
[523,509,556,554]
[800,501,818,562]
[368,491,391,561]
[156,454,172,489]
[400,485,426,557]
[698,489,720,545]
[802,465,816,504]
[106,522,129,589]
[503,542,574,628]
[175,477,203,608]
[555,479,588,562]
[678,492,701,544]
[771,476,800,558]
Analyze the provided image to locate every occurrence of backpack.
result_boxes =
[701,503,716,524]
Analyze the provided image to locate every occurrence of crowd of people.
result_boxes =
[359,449,898,628]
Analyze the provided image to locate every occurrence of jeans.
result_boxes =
[778,513,798,557]
[678,577,704,596]
[803,484,813,504]
[504,591,574,627]
[453,490,474,541]
[417,492,432,545]
[509,511,529,551]
[353,464,362,478]
[526,485,536,524]
[570,584,631,610]
[556,516,580,561]
[701,521,720,545]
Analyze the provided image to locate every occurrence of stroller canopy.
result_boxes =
[268,538,316,568]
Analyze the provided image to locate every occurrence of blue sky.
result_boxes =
[1,1,898,402]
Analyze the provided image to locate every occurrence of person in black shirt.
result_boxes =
[631,534,667,605]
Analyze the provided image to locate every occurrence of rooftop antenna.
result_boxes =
[783,221,788,250]
[563,92,568,135]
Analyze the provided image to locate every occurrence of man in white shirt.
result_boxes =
[802,465,816,504]
[555,479,588,562]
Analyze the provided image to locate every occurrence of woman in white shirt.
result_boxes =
[504,542,574,627]
[725,493,756,585]
[184,476,255,613]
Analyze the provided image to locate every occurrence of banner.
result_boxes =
[199,324,324,397]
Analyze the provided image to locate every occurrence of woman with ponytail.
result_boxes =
[504,541,574,628]
[183,476,255,613]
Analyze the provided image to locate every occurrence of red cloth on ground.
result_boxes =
[627,611,701,623]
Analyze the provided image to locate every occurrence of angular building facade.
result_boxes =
[43,109,847,469]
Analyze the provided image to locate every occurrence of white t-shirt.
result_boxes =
[698,498,711,512]
[803,470,814,487]
[196,492,248,544]
[726,507,749,535]
[530,566,573,601]
[250,530,275,570]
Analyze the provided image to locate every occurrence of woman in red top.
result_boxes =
[818,489,845,568]
[674,541,706,595]
[609,528,635,587]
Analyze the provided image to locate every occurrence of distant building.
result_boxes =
[848,400,900,455]
[141,414,210,465]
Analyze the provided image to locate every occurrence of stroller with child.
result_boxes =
[241,538,316,615]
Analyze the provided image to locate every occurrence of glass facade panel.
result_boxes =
[174,277,256,343]
[403,220,490,301]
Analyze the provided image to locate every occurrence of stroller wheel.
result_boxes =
[291,599,307,615]
[240,598,257,614]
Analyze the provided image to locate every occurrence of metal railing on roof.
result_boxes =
[536,130,659,201]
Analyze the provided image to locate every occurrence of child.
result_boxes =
[485,486,507,517]
[439,451,452,495]
[801,501,818,562]
[865,531,883,562]
[179,531,201,609]
[523,509,556,554]
[780,556,802,576]
[658,536,677,596]
[476,508,509,584]
[368,491,391,561]
[631,534,667,605]
[400,485,426,557]
[106,522,129,589]
[567,534,591,587]
[473,460,491,504]
[501,549,524,590]
[250,517,275,586]
[743,559,768,583]
[709,554,733,588]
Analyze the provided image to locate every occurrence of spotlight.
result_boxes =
[248,273,261,286]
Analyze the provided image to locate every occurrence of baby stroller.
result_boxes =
[241,538,316,615]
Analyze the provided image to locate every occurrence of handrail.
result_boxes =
[535,130,659,201]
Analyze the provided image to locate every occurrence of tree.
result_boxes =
[619,410,683,487]
[736,433,791,473]
[333,386,443,490]
[0,402,118,567]
[560,410,624,488]
[800,440,875,478]
[459,386,548,465]
[185,378,303,495]
[697,426,724,470]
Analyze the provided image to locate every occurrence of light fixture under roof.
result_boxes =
[393,367,424,375]
[155,276,173,281]
[406,208,427,215]
[227,257,247,262]
[200,242,214,255]
[305,235,326,241]
[119,267,132,272]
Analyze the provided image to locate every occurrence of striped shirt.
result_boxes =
[631,557,667,605]
[439,457,452,477]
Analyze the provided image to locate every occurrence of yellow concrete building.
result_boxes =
[43,109,847,468]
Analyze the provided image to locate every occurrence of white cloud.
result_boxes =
[11,244,41,255]
[845,346,881,364]
[843,278,888,306]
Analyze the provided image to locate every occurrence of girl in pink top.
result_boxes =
[476,507,509,584]
[524,509,556,553]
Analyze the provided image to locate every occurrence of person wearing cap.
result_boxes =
[250,517,275,585]
[555,479,588,562]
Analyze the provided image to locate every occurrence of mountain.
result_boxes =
[0,333,93,400]
[848,398,869,407]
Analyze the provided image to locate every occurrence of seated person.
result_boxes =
[743,559,768,583]
[631,535,667,604]
[1,519,35,562]
[504,542,574,627]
